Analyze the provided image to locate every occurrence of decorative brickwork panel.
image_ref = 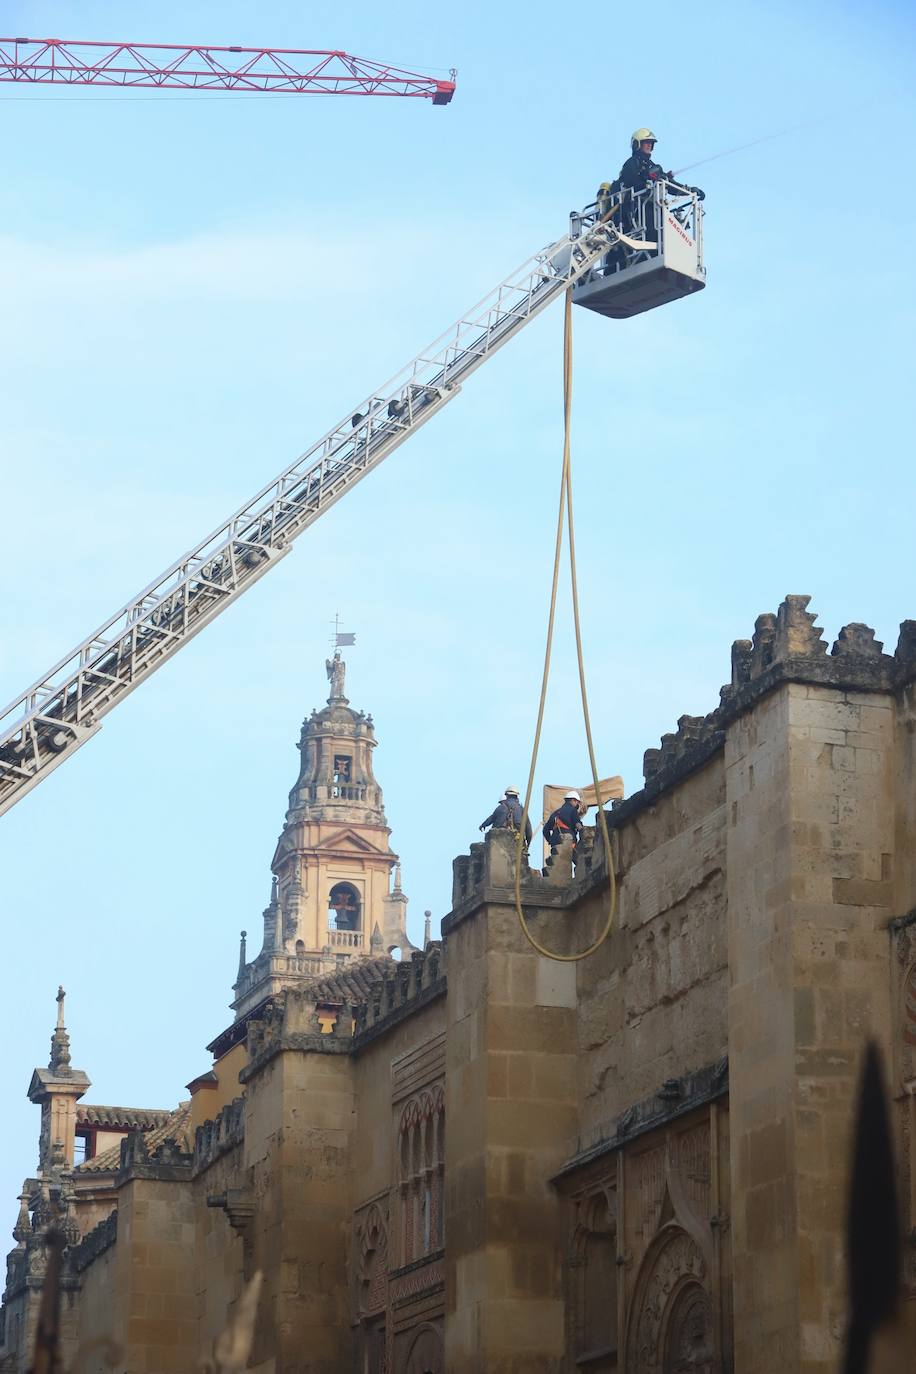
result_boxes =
[357,1201,389,1317]
[391,1032,446,1103]
[389,1256,445,1310]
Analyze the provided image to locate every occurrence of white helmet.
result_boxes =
[564,790,581,802]
[505,787,520,797]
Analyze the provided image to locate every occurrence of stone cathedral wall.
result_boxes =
[4,597,916,1374]
[575,754,728,1147]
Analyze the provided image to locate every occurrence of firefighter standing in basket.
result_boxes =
[597,129,705,260]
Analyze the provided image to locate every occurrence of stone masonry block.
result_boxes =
[831,876,893,908]
[535,957,576,1008]
[788,697,861,731]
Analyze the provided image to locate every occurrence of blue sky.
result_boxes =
[1,0,914,1214]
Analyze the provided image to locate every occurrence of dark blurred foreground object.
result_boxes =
[843,1041,901,1374]
[28,1228,64,1374]
[25,1235,261,1374]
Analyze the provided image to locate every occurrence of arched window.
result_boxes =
[583,1230,617,1355]
[570,1193,618,1367]
[398,1086,445,1265]
[328,882,361,931]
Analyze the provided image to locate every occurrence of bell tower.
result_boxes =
[232,653,415,1017]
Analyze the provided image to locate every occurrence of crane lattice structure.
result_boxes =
[0,219,630,816]
[0,37,456,102]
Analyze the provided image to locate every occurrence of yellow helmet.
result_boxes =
[631,127,657,149]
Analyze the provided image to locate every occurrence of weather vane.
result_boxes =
[329,612,356,653]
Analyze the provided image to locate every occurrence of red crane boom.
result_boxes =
[0,37,456,103]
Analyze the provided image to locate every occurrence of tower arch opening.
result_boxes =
[329,882,361,931]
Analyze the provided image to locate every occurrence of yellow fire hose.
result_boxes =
[514,288,617,962]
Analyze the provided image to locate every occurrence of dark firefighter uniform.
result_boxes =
[480,799,509,832]
[504,794,533,845]
[602,130,704,256]
[617,146,667,193]
[543,799,581,848]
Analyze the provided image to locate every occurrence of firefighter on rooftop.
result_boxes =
[480,787,532,845]
[543,790,583,850]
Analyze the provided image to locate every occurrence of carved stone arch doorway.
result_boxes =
[625,1225,714,1372]
[663,1277,714,1372]
[402,1321,444,1374]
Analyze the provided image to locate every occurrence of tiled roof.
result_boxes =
[309,954,393,1005]
[209,953,397,1057]
[77,1101,193,1173]
[76,1104,172,1129]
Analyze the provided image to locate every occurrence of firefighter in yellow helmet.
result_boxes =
[598,128,704,260]
[619,127,664,193]
[614,127,705,198]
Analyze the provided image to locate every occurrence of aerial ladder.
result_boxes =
[0,183,705,817]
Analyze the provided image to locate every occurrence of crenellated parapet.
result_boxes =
[634,596,916,805]
[720,595,902,701]
[352,942,445,1044]
[451,827,549,909]
[239,987,355,1080]
[69,1211,117,1275]
[235,944,447,1077]
[642,712,725,790]
[193,1096,244,1174]
[116,1129,193,1184]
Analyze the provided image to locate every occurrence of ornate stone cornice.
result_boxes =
[552,1057,729,1185]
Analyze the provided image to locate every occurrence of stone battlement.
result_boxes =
[116,1129,193,1183]
[69,1210,117,1274]
[193,1096,244,1174]
[448,823,607,923]
[615,595,916,818]
[237,942,446,1077]
[352,942,444,1045]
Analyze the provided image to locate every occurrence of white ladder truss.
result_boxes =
[0,216,622,817]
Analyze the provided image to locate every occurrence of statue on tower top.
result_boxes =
[326,651,347,701]
[49,985,71,1073]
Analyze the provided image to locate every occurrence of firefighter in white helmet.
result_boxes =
[480,788,532,845]
[543,790,583,850]
[503,787,533,845]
